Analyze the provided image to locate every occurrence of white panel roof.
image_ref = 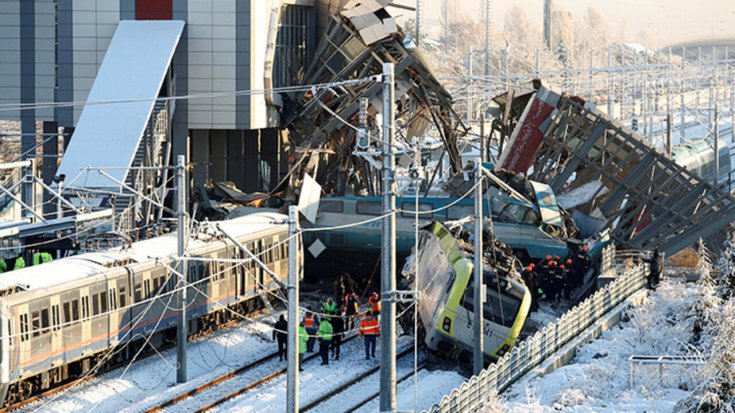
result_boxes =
[57,20,185,190]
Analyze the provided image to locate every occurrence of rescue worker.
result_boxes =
[544,260,560,305]
[368,291,381,317]
[32,252,53,266]
[12,256,25,271]
[317,316,333,365]
[343,291,359,331]
[303,307,319,352]
[521,264,539,311]
[322,297,337,315]
[0,258,6,274]
[330,312,344,360]
[273,314,288,361]
[298,322,307,371]
[359,310,380,360]
[557,264,569,301]
[645,249,664,290]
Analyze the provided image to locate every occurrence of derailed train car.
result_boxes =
[0,212,298,406]
[405,222,531,363]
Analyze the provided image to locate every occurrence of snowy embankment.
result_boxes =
[498,278,702,412]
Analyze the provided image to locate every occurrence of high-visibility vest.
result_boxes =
[369,296,381,313]
[32,252,52,266]
[13,257,25,271]
[359,316,379,336]
[322,301,337,314]
[318,320,333,341]
[304,314,316,328]
[298,326,308,354]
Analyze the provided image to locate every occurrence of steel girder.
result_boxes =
[528,97,735,256]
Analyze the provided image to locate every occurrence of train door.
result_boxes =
[48,295,62,367]
[255,241,264,291]
[14,303,29,375]
[78,287,91,350]
[60,290,81,363]
[235,247,246,298]
[89,282,108,352]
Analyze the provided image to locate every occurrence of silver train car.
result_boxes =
[672,138,731,185]
[0,212,299,406]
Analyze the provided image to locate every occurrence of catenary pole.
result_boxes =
[176,154,188,384]
[473,119,485,375]
[380,62,397,413]
[286,206,300,413]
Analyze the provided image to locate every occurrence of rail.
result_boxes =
[426,249,649,413]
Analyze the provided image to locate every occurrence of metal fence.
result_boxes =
[426,250,649,413]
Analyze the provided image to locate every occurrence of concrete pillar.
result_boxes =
[243,129,260,193]
[42,121,59,216]
[227,130,245,189]
[190,129,209,186]
[209,130,227,183]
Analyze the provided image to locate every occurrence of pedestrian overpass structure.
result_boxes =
[501,87,735,256]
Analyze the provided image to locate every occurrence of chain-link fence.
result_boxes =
[426,249,649,413]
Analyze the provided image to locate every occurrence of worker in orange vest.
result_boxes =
[359,310,380,360]
[368,291,381,317]
[303,306,319,352]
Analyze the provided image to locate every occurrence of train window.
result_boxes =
[356,201,381,216]
[41,309,49,334]
[144,279,151,298]
[71,299,80,322]
[134,282,142,302]
[218,262,226,281]
[19,314,28,342]
[63,302,71,323]
[100,292,108,313]
[461,283,522,327]
[82,296,89,320]
[153,277,161,293]
[447,205,474,220]
[109,288,117,310]
[119,286,126,308]
[31,311,40,337]
[52,305,60,331]
[400,202,433,218]
[93,294,100,316]
[320,200,343,213]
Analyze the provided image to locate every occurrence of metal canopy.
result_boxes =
[57,20,185,190]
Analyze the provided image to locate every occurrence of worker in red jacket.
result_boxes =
[368,291,381,317]
[359,310,380,360]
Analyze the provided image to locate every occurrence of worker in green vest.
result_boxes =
[32,252,53,266]
[322,297,337,314]
[318,317,333,365]
[13,257,25,271]
[298,322,308,372]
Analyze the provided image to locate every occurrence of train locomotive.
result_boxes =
[0,212,298,406]
[404,221,531,363]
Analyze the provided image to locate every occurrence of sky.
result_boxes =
[392,0,735,48]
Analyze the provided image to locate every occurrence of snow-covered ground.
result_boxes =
[499,278,703,412]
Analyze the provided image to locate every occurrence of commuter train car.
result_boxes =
[0,212,298,406]
[672,138,731,185]
[408,222,531,363]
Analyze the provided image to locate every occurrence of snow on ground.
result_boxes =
[17,310,284,413]
[500,278,703,412]
[213,334,415,412]
[355,369,466,413]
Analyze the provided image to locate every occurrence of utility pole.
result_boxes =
[543,0,552,50]
[484,0,491,77]
[607,46,613,117]
[380,62,397,413]
[176,155,188,384]
[473,124,484,376]
[468,47,474,124]
[588,48,594,101]
[680,79,686,141]
[714,101,720,189]
[415,0,421,46]
[666,113,673,157]
[286,206,300,413]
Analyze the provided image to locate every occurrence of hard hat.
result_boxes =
[546,255,552,260]
[583,246,589,252]
[560,265,566,269]
[526,265,533,272]
[566,259,573,265]
[550,261,557,266]
[554,256,561,260]
[529,263,536,269]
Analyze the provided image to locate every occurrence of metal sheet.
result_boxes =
[57,20,185,190]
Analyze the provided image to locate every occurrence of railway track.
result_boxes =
[146,334,360,413]
[2,307,275,413]
[301,347,426,412]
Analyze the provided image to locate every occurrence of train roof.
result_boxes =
[0,212,287,295]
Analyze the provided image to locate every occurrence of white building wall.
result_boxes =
[0,1,20,120]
